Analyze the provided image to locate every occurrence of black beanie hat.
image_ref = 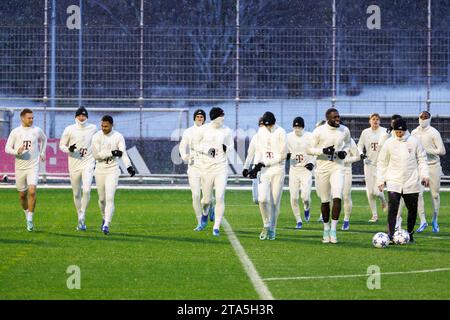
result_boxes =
[393,118,407,131]
[75,106,88,118]
[262,111,276,126]
[210,107,224,120]
[193,109,206,121]
[293,116,305,128]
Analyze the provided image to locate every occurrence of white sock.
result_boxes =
[24,209,28,220]
[104,220,110,227]
[27,212,33,222]
[419,213,426,224]
[323,222,330,231]
[331,219,338,231]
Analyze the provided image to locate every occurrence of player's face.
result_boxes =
[194,115,205,126]
[419,112,430,120]
[394,130,405,138]
[327,111,340,127]
[21,113,33,127]
[370,116,380,129]
[76,114,87,122]
[101,121,113,134]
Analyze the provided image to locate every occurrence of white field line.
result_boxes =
[263,268,450,282]
[222,217,274,300]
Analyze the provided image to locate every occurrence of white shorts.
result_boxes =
[15,166,39,192]
[315,168,344,203]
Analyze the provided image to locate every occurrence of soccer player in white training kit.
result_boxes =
[342,138,362,230]
[411,111,446,233]
[59,106,97,231]
[194,107,233,236]
[377,119,429,243]
[179,109,209,230]
[5,108,47,231]
[357,113,388,223]
[287,116,315,229]
[242,117,264,204]
[91,115,136,235]
[307,108,351,244]
[253,111,287,240]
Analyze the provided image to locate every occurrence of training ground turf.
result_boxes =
[0,188,449,299]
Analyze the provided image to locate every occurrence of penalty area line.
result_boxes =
[263,267,450,282]
[222,218,275,300]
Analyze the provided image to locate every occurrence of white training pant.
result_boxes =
[289,168,312,223]
[364,164,386,217]
[252,173,260,204]
[258,169,285,230]
[70,162,95,221]
[420,163,442,216]
[315,167,344,203]
[187,166,203,225]
[201,166,228,230]
[95,169,120,224]
[15,166,39,192]
[343,167,352,221]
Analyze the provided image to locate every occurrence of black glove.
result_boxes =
[247,162,265,179]
[111,150,123,157]
[337,151,347,160]
[207,148,216,158]
[304,163,314,171]
[360,153,367,160]
[127,166,136,177]
[222,144,227,152]
[322,145,335,155]
[69,144,77,152]
[242,169,249,178]
[286,153,291,160]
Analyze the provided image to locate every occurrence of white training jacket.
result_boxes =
[179,124,204,169]
[287,130,315,172]
[193,122,233,171]
[411,125,446,166]
[5,125,47,171]
[307,122,351,173]
[357,126,386,166]
[243,133,258,171]
[344,138,362,169]
[59,122,97,172]
[91,130,132,174]
[376,132,429,194]
[254,124,288,174]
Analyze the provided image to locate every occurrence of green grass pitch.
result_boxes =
[0,188,449,299]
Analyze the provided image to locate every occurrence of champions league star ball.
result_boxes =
[393,229,410,245]
[372,232,390,248]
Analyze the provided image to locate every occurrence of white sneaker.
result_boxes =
[368,216,378,223]
[330,230,338,244]
[322,229,330,243]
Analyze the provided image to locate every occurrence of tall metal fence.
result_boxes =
[1,0,450,179]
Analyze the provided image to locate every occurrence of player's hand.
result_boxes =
[207,148,216,158]
[69,144,77,152]
[17,145,25,155]
[242,169,249,178]
[222,144,227,152]
[255,162,265,170]
[111,150,123,157]
[378,184,385,192]
[40,154,46,162]
[304,163,314,171]
[127,166,136,177]
[360,153,367,160]
[322,145,335,155]
[337,151,347,160]
[421,178,429,187]
[363,158,372,166]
